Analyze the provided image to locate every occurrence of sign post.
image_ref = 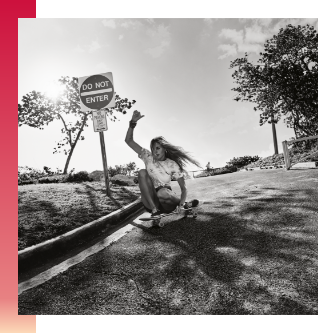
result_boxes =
[78,72,116,196]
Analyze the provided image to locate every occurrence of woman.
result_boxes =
[125,110,201,217]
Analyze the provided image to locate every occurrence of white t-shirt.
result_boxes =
[138,148,184,188]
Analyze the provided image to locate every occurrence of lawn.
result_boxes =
[18,181,140,250]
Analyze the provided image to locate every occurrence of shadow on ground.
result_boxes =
[18,174,318,315]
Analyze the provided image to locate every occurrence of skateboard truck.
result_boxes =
[139,207,197,228]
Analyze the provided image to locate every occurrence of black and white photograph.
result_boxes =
[18,1,318,325]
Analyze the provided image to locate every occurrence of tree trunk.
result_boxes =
[62,113,88,174]
[63,145,76,174]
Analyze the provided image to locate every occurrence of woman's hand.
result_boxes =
[131,110,145,122]
[175,205,182,214]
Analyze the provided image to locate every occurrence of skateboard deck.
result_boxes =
[139,207,198,228]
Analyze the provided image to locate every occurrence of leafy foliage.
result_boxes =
[66,171,93,182]
[194,168,232,178]
[18,165,62,185]
[108,162,138,177]
[226,155,260,169]
[126,161,137,176]
[18,76,136,173]
[111,174,136,186]
[230,24,318,137]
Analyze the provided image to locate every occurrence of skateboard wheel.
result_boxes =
[158,221,164,227]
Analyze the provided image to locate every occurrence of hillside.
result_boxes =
[246,145,318,168]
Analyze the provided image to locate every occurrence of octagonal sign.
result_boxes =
[78,72,115,112]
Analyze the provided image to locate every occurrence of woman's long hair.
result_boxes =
[150,136,202,172]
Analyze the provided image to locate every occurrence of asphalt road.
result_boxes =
[18,169,318,315]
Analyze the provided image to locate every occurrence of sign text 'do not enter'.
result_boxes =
[79,73,115,111]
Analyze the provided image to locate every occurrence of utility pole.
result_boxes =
[265,64,279,155]
[271,113,279,154]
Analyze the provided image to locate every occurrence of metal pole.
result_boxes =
[282,141,288,170]
[271,114,278,155]
[99,131,111,196]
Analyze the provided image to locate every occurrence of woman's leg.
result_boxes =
[157,188,180,213]
[138,169,160,211]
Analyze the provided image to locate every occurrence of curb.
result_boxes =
[240,162,317,171]
[18,198,144,272]
[290,162,318,169]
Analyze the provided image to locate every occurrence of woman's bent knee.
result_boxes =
[138,169,148,179]
[157,188,170,201]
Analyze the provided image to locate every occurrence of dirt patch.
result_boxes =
[18,181,140,250]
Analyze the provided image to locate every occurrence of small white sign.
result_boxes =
[92,110,108,132]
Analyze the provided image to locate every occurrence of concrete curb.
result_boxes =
[18,198,144,271]
[290,162,318,169]
[240,162,317,171]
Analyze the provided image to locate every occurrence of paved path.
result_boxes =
[18,169,318,315]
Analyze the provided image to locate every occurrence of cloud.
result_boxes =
[144,24,171,58]
[74,44,85,53]
[200,18,218,40]
[203,18,213,26]
[218,44,237,59]
[102,19,116,29]
[271,18,318,33]
[218,27,264,56]
[219,28,244,44]
[218,19,318,59]
[119,34,124,41]
[102,18,147,30]
[203,18,216,26]
[245,25,269,44]
[237,43,263,54]
[258,18,273,27]
[145,40,170,58]
[88,40,101,53]
[239,18,273,27]
[120,19,143,29]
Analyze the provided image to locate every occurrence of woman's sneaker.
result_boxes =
[183,199,199,209]
[151,209,162,218]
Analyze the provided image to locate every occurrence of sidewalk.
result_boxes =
[18,169,318,315]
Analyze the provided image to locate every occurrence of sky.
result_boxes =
[18,12,318,173]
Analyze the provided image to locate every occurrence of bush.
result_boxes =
[38,177,60,184]
[111,174,136,186]
[214,168,232,175]
[66,171,93,183]
[18,179,37,186]
[194,167,233,178]
[18,165,65,185]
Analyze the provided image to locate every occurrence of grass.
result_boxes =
[246,144,318,168]
[18,181,140,251]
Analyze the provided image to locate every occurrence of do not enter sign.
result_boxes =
[78,72,115,111]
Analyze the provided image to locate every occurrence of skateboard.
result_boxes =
[139,207,198,228]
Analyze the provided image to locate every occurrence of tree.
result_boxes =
[126,161,137,176]
[114,165,126,175]
[226,155,260,169]
[108,166,117,178]
[230,24,318,144]
[18,76,136,174]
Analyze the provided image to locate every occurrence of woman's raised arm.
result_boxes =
[125,110,144,155]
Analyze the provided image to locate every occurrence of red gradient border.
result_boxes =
[1,1,36,333]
